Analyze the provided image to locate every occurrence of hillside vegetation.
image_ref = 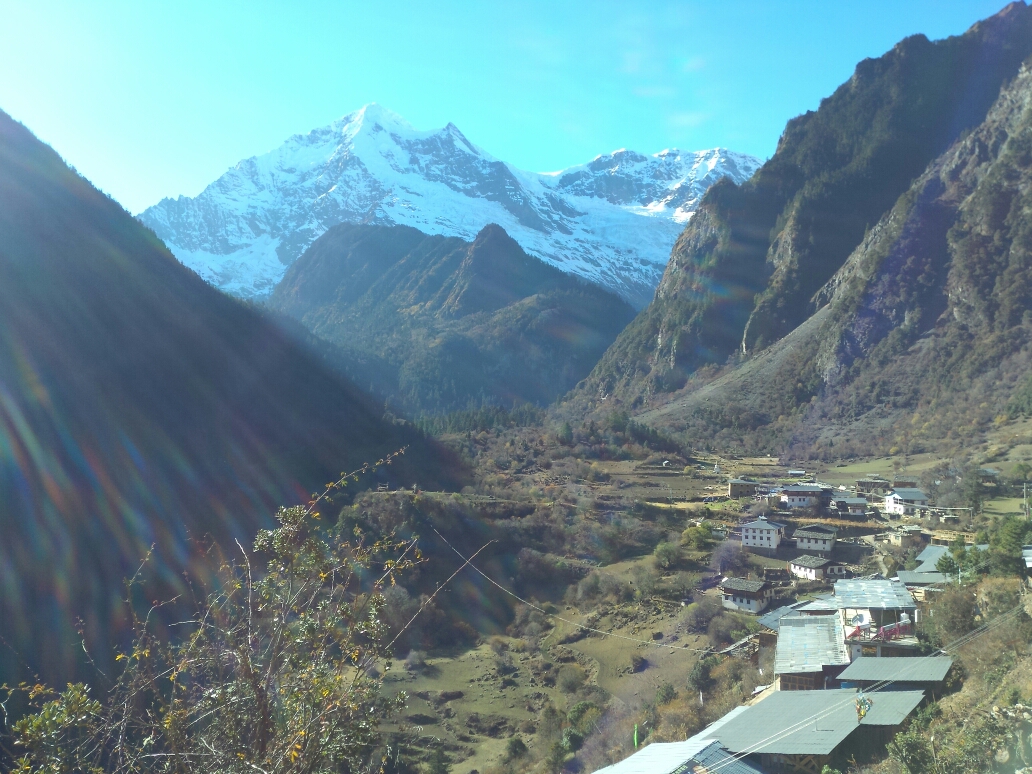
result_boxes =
[0,110,463,687]
[270,223,637,415]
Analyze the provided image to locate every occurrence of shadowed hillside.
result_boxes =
[0,110,465,684]
[270,223,637,414]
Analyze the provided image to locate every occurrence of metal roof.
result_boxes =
[838,656,953,684]
[590,737,765,774]
[775,615,850,675]
[757,602,809,632]
[790,554,832,569]
[729,478,757,485]
[795,525,838,539]
[672,741,765,774]
[833,579,916,610]
[721,577,768,593]
[783,484,824,493]
[896,571,949,586]
[887,488,928,501]
[709,689,925,756]
[913,545,948,573]
[840,498,869,505]
[590,738,713,774]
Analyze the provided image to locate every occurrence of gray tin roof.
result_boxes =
[709,689,924,755]
[833,579,916,610]
[838,656,953,684]
[741,518,786,530]
[757,602,809,632]
[913,545,948,573]
[775,615,850,675]
[896,571,949,585]
[590,737,764,774]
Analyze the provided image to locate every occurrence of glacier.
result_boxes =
[139,104,761,308]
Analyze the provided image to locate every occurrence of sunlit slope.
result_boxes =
[0,110,463,684]
[577,1,1032,408]
[636,57,1032,458]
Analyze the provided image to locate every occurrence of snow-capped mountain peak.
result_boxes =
[139,106,761,307]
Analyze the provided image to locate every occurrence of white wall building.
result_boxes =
[794,524,838,553]
[781,484,824,509]
[719,577,774,614]
[885,488,929,517]
[740,516,785,551]
[788,554,847,580]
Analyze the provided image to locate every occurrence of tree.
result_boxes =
[935,552,959,577]
[653,541,681,569]
[7,452,436,774]
[888,726,934,774]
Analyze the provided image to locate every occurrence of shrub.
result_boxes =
[558,664,587,693]
[630,654,646,673]
[505,736,528,759]
[653,541,682,570]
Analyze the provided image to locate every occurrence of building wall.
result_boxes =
[775,671,825,691]
[789,564,823,581]
[797,536,834,552]
[722,592,770,614]
[743,527,781,550]
[783,494,817,509]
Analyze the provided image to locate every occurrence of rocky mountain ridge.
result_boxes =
[139,105,760,308]
[576,1,1032,409]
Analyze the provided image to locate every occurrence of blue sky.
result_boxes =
[0,0,1012,213]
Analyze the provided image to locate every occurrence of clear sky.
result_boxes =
[0,0,1014,213]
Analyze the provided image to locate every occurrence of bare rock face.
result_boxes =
[576,2,1032,410]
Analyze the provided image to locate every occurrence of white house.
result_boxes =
[780,484,824,509]
[793,524,838,553]
[719,577,775,614]
[836,497,869,517]
[740,516,785,552]
[885,488,929,517]
[788,554,847,581]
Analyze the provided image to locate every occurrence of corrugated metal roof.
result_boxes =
[675,740,765,774]
[913,545,948,573]
[783,485,824,493]
[721,577,768,593]
[775,615,850,675]
[833,579,916,610]
[710,689,924,755]
[896,571,949,585]
[837,656,953,683]
[590,737,766,774]
[757,602,809,632]
[590,738,714,774]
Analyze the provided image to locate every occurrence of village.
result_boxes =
[588,461,1019,774]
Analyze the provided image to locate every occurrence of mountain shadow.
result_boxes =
[269,222,637,415]
[0,109,465,685]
